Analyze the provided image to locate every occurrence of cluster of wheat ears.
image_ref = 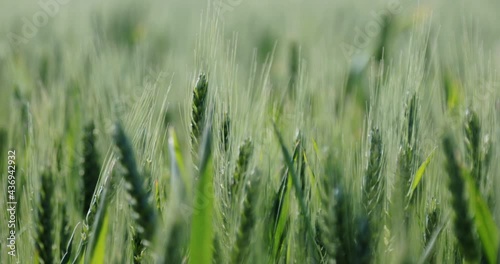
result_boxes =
[23,71,497,264]
[1,1,500,264]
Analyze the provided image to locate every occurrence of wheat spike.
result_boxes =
[113,122,157,244]
[190,74,209,151]
[36,171,54,264]
[442,134,480,262]
[82,121,101,217]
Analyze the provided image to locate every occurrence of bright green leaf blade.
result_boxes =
[89,213,109,264]
[84,174,112,264]
[407,148,436,199]
[463,170,499,264]
[189,127,214,264]
[272,173,291,259]
[272,122,315,245]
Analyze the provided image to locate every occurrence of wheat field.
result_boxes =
[0,0,500,263]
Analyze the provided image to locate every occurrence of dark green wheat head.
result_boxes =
[113,122,157,244]
[82,121,101,217]
[397,94,419,204]
[363,128,384,217]
[36,171,54,264]
[293,132,307,194]
[191,74,209,149]
[220,112,231,153]
[463,108,481,183]
[442,134,480,262]
[288,42,299,96]
[231,139,254,199]
[333,185,354,263]
[232,179,258,263]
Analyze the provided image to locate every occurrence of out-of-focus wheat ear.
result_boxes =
[334,185,353,264]
[406,94,418,146]
[482,134,492,178]
[35,171,54,264]
[363,128,384,218]
[397,94,419,207]
[190,74,209,153]
[82,121,101,217]
[354,216,372,264]
[113,122,157,245]
[220,112,231,153]
[230,139,253,199]
[442,134,480,262]
[463,108,482,185]
[232,179,258,263]
[362,128,384,259]
[293,132,307,194]
[288,42,299,97]
[317,193,335,261]
[374,14,392,63]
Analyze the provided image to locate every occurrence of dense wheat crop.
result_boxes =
[1,0,500,263]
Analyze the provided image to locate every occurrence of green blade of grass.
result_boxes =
[272,171,291,259]
[168,127,188,200]
[407,147,436,200]
[84,174,112,264]
[272,122,315,248]
[88,213,109,264]
[463,170,499,264]
[189,125,214,264]
[60,222,81,264]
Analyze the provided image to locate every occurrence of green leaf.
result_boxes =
[84,175,112,264]
[272,171,291,259]
[463,170,499,264]
[89,213,109,264]
[189,126,214,264]
[407,148,436,199]
[168,127,188,200]
[272,122,315,246]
